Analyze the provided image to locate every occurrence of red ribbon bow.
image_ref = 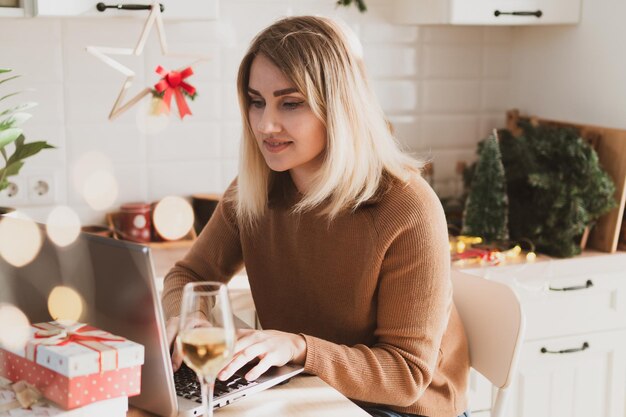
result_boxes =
[27,323,126,373]
[33,325,125,346]
[154,65,196,119]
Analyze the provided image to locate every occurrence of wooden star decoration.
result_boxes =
[86,1,209,120]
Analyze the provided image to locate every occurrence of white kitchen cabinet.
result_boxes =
[31,0,218,19]
[463,253,626,417]
[508,331,626,417]
[389,0,581,25]
[0,0,32,17]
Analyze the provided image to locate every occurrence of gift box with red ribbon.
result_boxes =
[0,322,144,410]
[0,376,128,417]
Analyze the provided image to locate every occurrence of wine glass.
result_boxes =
[176,282,236,417]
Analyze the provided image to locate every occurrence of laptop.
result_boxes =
[0,219,303,417]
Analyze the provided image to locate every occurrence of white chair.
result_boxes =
[451,270,526,417]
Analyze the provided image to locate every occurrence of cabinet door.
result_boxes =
[508,331,626,417]
[516,271,626,340]
[33,0,218,19]
[450,0,581,25]
[0,0,32,16]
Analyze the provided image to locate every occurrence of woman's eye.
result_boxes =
[283,101,304,110]
[250,100,265,109]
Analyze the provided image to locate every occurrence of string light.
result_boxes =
[449,232,537,266]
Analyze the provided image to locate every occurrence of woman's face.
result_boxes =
[247,54,326,188]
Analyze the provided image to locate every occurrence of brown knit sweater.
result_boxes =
[162,173,469,417]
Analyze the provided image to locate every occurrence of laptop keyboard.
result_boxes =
[174,363,258,403]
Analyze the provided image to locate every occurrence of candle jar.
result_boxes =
[118,202,152,243]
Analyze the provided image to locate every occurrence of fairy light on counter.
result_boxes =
[449,233,537,266]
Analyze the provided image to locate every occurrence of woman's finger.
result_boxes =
[244,354,279,381]
[165,317,184,372]
[172,342,184,372]
[218,342,268,381]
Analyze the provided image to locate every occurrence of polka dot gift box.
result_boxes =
[0,378,129,416]
[0,321,144,410]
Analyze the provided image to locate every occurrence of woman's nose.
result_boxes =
[257,109,282,134]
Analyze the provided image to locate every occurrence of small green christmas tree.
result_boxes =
[462,130,509,241]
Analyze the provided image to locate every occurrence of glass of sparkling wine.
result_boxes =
[176,282,236,417]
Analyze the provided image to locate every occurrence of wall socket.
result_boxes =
[0,176,27,206]
[27,174,56,205]
[0,174,57,207]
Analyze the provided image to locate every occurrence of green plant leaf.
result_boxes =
[0,161,24,179]
[0,91,22,104]
[0,75,20,86]
[0,69,11,74]
[0,102,37,118]
[8,140,55,165]
[0,113,32,130]
[14,135,25,148]
[0,128,22,148]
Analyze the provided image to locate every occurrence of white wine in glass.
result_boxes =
[176,282,235,417]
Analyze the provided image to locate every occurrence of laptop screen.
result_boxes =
[0,224,179,417]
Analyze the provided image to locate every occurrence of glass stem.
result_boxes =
[200,375,215,417]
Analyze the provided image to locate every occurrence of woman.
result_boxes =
[162,16,470,417]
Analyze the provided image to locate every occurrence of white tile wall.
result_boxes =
[0,0,514,223]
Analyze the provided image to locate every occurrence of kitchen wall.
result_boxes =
[0,0,513,224]
[511,0,626,130]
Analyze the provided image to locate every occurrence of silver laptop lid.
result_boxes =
[0,225,179,417]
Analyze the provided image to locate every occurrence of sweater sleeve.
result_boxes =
[302,183,451,407]
[161,188,244,320]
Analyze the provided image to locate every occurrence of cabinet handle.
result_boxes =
[96,3,164,12]
[541,342,589,355]
[494,10,543,18]
[548,279,593,291]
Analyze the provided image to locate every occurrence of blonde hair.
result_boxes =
[235,15,424,227]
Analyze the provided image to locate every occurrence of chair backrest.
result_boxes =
[451,270,526,416]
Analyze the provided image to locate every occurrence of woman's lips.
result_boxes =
[263,140,293,153]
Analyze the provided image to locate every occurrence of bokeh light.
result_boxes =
[48,286,84,323]
[0,304,30,351]
[71,152,118,210]
[0,213,43,267]
[46,206,81,247]
[71,151,113,194]
[153,196,195,241]
[82,170,119,210]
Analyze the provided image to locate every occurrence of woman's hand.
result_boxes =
[165,316,183,372]
[165,313,210,372]
[218,329,307,382]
